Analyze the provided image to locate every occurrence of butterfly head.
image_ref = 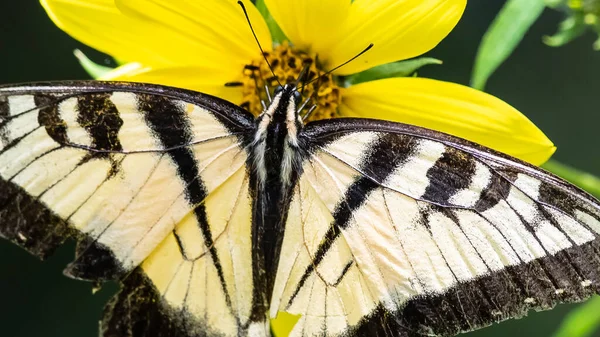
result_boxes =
[267,84,304,128]
[273,83,302,112]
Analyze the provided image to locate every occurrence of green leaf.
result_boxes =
[113,57,128,66]
[471,0,546,90]
[543,15,587,47]
[344,57,442,86]
[73,49,114,79]
[542,159,600,199]
[553,296,600,337]
[544,0,563,8]
[254,0,286,44]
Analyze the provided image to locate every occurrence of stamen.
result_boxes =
[297,96,312,113]
[303,105,318,122]
[224,81,243,87]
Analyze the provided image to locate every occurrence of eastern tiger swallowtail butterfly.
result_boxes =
[0,80,599,337]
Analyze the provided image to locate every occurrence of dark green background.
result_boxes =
[0,1,599,336]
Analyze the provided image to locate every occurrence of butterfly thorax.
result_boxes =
[252,85,303,187]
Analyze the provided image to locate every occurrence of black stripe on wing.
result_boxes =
[421,147,477,205]
[76,93,124,155]
[286,133,418,307]
[137,93,233,310]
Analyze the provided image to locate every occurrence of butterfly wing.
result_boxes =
[270,118,600,337]
[0,82,267,337]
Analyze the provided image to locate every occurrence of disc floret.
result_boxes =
[240,42,341,121]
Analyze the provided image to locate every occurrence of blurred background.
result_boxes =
[0,0,599,336]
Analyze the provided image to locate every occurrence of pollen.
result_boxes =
[185,103,195,114]
[239,42,341,122]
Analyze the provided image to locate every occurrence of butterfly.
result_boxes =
[0,80,599,337]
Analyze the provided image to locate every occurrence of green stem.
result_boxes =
[542,159,600,199]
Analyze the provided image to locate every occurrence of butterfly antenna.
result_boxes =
[265,84,272,102]
[302,105,318,122]
[237,1,282,88]
[300,43,373,90]
[292,62,311,90]
[298,59,315,108]
[299,55,322,120]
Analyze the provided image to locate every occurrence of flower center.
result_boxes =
[239,42,341,122]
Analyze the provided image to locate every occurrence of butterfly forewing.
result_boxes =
[270,119,600,337]
[0,82,270,336]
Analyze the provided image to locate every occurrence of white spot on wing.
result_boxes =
[506,186,572,254]
[322,131,378,169]
[385,139,446,198]
[58,97,92,147]
[506,186,538,224]
[576,210,600,234]
[513,173,542,199]
[449,162,491,207]
[17,232,27,242]
[342,188,414,311]
[0,110,39,154]
[111,92,158,151]
[534,221,571,254]
[8,95,36,116]
[545,206,595,245]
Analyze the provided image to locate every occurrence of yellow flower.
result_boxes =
[41,0,555,165]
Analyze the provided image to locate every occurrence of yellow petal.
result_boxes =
[101,64,243,105]
[264,0,350,54]
[115,0,271,65]
[41,0,268,70]
[41,0,188,66]
[318,0,466,75]
[340,78,556,165]
[271,312,301,337]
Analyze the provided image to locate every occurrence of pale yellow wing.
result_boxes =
[0,82,265,337]
[271,125,600,337]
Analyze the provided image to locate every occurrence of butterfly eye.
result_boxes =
[293,90,302,105]
[274,85,284,95]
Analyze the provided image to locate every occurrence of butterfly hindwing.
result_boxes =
[0,82,267,337]
[271,119,600,337]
